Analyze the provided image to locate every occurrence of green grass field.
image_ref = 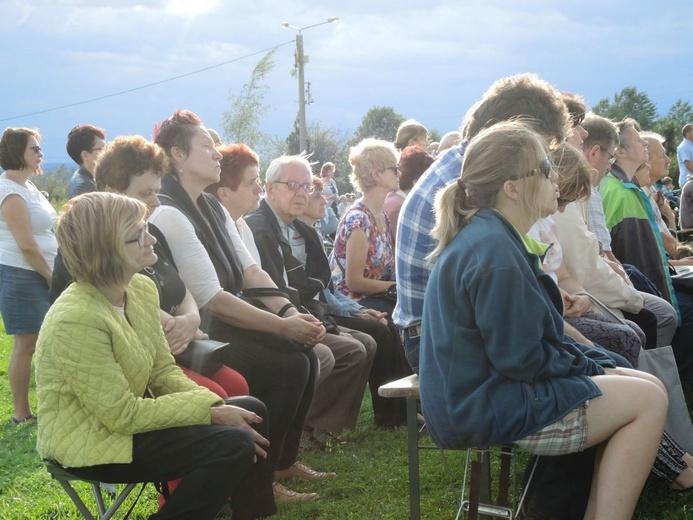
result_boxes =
[1,326,692,519]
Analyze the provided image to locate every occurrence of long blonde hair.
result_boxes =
[430,121,548,260]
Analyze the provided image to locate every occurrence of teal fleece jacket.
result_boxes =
[420,209,616,449]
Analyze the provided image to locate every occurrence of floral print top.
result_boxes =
[330,201,396,299]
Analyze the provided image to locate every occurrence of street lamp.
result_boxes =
[281,16,339,153]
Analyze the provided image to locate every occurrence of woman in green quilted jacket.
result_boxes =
[35,192,276,520]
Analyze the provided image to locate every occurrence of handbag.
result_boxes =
[372,284,397,304]
[174,339,232,377]
[669,264,693,293]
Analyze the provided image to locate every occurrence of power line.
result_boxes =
[0,40,294,123]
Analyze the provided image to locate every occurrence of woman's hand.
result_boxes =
[162,314,201,355]
[279,313,325,346]
[210,405,270,459]
[359,308,388,325]
[563,293,590,318]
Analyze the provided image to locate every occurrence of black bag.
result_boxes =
[372,284,397,304]
[669,264,693,293]
[174,339,232,377]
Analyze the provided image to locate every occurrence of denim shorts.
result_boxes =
[0,264,50,335]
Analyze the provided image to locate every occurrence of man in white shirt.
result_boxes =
[676,124,693,187]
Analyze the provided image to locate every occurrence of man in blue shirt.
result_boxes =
[395,73,571,373]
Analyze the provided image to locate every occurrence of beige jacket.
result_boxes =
[552,203,643,313]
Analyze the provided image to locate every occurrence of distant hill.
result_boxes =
[43,162,73,173]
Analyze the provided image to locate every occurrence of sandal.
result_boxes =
[11,414,37,426]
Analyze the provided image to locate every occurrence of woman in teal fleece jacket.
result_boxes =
[419,122,667,520]
[36,192,275,520]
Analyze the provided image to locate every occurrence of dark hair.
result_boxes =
[95,135,168,192]
[398,145,434,191]
[206,143,259,193]
[66,124,106,165]
[152,109,204,181]
[461,73,570,147]
[683,124,693,138]
[560,91,587,127]
[0,127,40,171]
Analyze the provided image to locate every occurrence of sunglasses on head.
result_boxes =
[516,156,552,180]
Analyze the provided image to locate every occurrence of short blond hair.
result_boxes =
[394,119,428,151]
[349,138,399,192]
[57,192,148,287]
[550,143,592,203]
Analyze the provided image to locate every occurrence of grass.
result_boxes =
[1,326,693,519]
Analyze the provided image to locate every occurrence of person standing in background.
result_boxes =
[0,127,57,425]
[66,124,106,199]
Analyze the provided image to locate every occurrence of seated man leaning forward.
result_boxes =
[35,192,275,520]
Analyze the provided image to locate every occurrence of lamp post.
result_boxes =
[281,16,339,153]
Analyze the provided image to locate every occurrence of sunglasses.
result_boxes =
[125,221,149,248]
[516,156,552,180]
[273,181,316,194]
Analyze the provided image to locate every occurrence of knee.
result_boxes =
[14,335,37,354]
[225,396,268,423]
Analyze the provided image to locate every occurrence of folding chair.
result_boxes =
[44,459,147,520]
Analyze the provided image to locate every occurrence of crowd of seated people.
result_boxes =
[4,70,693,519]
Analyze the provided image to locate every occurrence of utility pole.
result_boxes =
[282,17,339,154]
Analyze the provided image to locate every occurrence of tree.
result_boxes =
[285,119,352,192]
[351,106,405,144]
[33,164,71,204]
[220,50,277,154]
[592,86,658,129]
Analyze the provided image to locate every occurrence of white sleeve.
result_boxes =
[220,206,257,271]
[235,217,262,266]
[149,206,222,308]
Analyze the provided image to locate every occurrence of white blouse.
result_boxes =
[150,204,256,308]
[0,178,57,270]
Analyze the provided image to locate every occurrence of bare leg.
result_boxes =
[8,333,38,420]
[582,374,667,520]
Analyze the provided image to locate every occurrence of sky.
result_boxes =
[1,0,692,164]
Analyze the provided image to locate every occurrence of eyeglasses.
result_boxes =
[516,156,552,180]
[125,221,149,248]
[28,145,42,153]
[273,181,315,194]
[600,147,616,165]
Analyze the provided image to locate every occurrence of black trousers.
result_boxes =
[208,319,319,470]
[69,396,276,520]
[335,315,411,427]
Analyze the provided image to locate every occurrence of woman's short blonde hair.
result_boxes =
[349,138,399,192]
[550,143,592,203]
[394,119,428,151]
[57,192,149,287]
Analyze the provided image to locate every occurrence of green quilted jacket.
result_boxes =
[36,274,222,468]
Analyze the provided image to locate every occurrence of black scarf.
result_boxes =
[158,175,243,295]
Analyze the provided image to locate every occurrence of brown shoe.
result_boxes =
[275,461,337,482]
[272,482,319,504]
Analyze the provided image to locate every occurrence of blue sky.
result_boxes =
[1,0,692,163]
